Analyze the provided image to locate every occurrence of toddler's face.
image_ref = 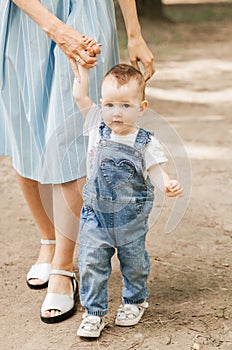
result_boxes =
[101,77,147,135]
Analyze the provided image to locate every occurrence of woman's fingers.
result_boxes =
[130,57,140,72]
[70,54,97,78]
[128,36,155,82]
[68,35,102,76]
[78,50,98,65]
[130,56,155,82]
[143,58,156,82]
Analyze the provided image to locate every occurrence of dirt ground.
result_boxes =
[1,3,232,350]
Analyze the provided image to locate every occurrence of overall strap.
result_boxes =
[134,128,153,153]
[99,121,111,140]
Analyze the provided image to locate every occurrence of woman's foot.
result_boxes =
[27,240,55,288]
[41,270,78,322]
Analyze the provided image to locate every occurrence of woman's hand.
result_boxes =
[53,26,101,78]
[11,0,101,79]
[117,0,155,82]
[128,34,155,82]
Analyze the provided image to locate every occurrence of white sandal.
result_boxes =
[115,301,148,326]
[40,269,78,324]
[26,239,56,290]
[77,312,105,338]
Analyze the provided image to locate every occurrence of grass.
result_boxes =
[164,3,232,22]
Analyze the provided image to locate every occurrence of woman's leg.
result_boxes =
[16,173,56,286]
[42,177,85,318]
[17,173,85,318]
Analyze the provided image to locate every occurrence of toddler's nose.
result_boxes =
[112,106,122,117]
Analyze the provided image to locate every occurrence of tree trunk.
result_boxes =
[136,0,164,19]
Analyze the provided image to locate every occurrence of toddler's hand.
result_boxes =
[82,35,101,57]
[165,180,184,198]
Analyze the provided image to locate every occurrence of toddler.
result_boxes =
[73,63,183,338]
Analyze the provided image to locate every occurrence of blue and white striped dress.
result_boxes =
[0,0,119,183]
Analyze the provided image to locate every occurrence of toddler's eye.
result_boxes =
[105,103,114,108]
[122,104,130,108]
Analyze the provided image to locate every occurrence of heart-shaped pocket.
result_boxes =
[100,158,135,188]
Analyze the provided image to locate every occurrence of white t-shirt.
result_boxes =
[83,104,168,179]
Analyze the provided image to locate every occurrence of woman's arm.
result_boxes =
[118,0,155,81]
[12,0,64,37]
[12,0,101,77]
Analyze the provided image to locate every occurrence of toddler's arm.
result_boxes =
[73,64,93,116]
[148,164,183,198]
[73,35,101,116]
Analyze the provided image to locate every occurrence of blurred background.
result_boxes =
[0,1,232,349]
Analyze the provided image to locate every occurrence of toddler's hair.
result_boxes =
[103,64,146,99]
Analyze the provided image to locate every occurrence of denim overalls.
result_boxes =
[78,123,155,316]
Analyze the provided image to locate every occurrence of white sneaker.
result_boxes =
[77,312,105,338]
[115,301,148,326]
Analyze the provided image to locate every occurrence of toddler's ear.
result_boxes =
[138,100,149,116]
[100,98,103,106]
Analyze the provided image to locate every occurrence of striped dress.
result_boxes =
[0,0,119,183]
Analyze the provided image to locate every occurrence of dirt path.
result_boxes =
[0,14,232,350]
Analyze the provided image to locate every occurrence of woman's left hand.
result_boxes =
[128,35,155,82]
[51,24,101,78]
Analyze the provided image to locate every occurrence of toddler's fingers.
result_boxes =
[167,184,179,192]
[166,184,184,197]
[91,43,101,55]
[81,36,101,56]
[169,179,178,187]
[174,187,184,196]
[86,44,102,57]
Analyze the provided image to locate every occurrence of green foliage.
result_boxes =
[164,3,232,23]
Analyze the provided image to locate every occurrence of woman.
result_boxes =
[0,0,155,324]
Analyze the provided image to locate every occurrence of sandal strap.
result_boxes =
[81,314,102,330]
[27,263,51,282]
[41,239,56,245]
[41,292,74,314]
[40,271,78,317]
[50,269,76,278]
[117,301,148,319]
